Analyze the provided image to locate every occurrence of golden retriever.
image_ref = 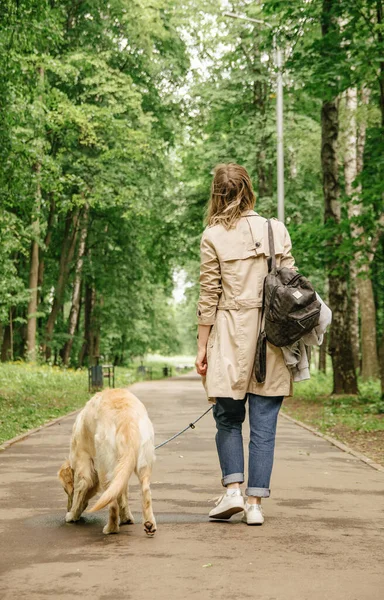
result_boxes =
[58,388,156,536]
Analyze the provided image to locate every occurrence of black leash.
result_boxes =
[155,406,213,450]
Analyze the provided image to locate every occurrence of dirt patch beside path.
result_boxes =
[283,397,384,466]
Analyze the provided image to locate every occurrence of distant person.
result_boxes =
[195,163,296,525]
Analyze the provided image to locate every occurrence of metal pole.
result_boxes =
[275,43,285,223]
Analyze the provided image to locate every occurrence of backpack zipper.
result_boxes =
[292,307,321,328]
[285,273,302,287]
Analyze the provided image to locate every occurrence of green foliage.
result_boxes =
[290,372,384,432]
[292,371,333,400]
[0,0,191,363]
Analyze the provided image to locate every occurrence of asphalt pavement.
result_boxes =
[0,373,383,599]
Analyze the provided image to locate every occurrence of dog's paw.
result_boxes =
[120,516,135,525]
[65,512,76,523]
[103,523,120,535]
[144,520,157,537]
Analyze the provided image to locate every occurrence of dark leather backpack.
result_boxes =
[254,220,321,384]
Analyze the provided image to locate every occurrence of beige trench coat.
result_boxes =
[197,210,296,402]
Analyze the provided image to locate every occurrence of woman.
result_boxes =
[195,163,296,526]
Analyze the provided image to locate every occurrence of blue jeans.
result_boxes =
[213,394,283,498]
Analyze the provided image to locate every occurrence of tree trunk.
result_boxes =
[1,327,11,362]
[61,205,89,365]
[256,148,273,199]
[26,167,41,361]
[43,209,80,360]
[326,271,358,394]
[253,63,273,200]
[1,323,11,363]
[79,289,102,367]
[26,213,40,361]
[37,194,55,295]
[351,87,380,379]
[1,307,14,362]
[321,1,358,394]
[120,333,126,366]
[26,66,44,361]
[9,307,13,361]
[348,274,359,371]
[76,291,82,335]
[377,1,384,128]
[91,294,103,361]
[343,88,360,370]
[356,88,370,175]
[380,327,384,399]
[78,283,95,367]
[375,2,384,390]
[319,332,327,373]
[321,97,358,393]
[358,268,380,379]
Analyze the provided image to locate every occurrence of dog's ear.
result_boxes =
[58,460,74,496]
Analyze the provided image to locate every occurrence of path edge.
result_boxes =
[2,390,383,474]
[280,410,384,473]
[0,409,80,452]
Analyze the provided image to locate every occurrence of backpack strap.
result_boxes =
[255,220,275,382]
[267,219,277,273]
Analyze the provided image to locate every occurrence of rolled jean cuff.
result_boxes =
[222,472,244,487]
[245,487,270,498]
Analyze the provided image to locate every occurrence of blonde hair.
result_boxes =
[206,163,256,230]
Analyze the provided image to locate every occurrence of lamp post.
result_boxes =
[224,12,285,223]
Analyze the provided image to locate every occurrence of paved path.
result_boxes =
[0,374,383,600]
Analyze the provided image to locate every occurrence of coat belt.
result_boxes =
[217,298,262,310]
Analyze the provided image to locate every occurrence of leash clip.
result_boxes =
[155,406,212,450]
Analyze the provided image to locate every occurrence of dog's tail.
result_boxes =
[88,432,137,513]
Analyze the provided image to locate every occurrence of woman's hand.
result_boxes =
[195,324,212,376]
[195,347,207,376]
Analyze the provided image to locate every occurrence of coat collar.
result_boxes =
[241,209,259,217]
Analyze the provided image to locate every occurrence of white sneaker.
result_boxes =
[209,489,245,520]
[242,502,264,525]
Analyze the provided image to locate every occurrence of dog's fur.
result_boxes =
[58,388,156,536]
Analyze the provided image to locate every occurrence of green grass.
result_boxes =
[0,363,91,444]
[287,371,384,434]
[0,357,194,445]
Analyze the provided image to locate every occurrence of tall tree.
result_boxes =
[61,204,89,365]
[26,66,45,361]
[321,0,358,393]
[346,88,380,379]
[343,88,360,370]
